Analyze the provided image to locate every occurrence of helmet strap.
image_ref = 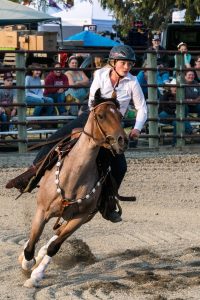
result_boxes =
[109,60,124,80]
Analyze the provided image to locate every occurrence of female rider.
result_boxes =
[6,45,147,222]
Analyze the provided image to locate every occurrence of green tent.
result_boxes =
[0,0,60,25]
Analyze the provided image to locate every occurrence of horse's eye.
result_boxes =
[97,113,104,120]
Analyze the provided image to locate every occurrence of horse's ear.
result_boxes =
[94,88,101,100]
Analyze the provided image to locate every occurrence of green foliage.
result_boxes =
[100,0,200,37]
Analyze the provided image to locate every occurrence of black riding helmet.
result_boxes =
[109,45,136,62]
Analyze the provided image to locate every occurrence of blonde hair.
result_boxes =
[94,56,105,68]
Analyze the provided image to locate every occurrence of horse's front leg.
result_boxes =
[24,212,92,288]
[19,207,46,272]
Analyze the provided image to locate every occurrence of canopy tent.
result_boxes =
[64,30,120,47]
[46,0,116,33]
[0,0,60,25]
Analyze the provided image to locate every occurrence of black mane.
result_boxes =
[91,89,120,109]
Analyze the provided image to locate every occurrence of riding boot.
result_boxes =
[6,165,37,193]
[106,195,122,223]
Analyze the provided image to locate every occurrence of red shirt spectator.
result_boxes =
[44,62,69,95]
[44,62,69,115]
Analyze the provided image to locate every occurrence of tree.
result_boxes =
[100,0,200,36]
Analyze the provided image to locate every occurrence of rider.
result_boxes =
[6,45,147,223]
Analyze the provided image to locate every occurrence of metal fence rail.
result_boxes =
[0,48,199,152]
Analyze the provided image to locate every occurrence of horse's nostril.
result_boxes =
[118,136,124,146]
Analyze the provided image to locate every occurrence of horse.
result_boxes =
[19,89,128,287]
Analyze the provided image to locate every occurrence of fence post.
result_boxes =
[147,52,158,148]
[175,53,185,148]
[16,52,27,153]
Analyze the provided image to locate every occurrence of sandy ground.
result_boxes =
[1,153,200,299]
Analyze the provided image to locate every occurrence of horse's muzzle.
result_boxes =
[106,135,128,154]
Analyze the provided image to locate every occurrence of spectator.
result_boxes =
[72,53,85,67]
[137,61,166,99]
[175,42,192,69]
[94,56,106,69]
[194,55,200,82]
[184,70,200,117]
[0,72,17,131]
[65,56,89,115]
[159,78,193,146]
[25,63,54,117]
[144,33,169,84]
[44,62,68,115]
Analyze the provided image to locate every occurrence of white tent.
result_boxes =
[47,0,115,32]
[172,9,200,23]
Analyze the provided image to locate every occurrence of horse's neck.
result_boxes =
[59,121,99,197]
[63,119,99,176]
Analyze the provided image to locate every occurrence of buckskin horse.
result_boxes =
[19,89,128,287]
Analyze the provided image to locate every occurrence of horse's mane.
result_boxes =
[91,89,120,109]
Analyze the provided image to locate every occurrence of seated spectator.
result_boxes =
[0,72,17,131]
[194,55,200,82]
[159,78,193,146]
[144,34,170,84]
[72,53,85,67]
[44,62,68,115]
[184,70,200,116]
[25,63,54,117]
[65,56,89,115]
[137,61,166,99]
[94,56,106,69]
[175,42,191,69]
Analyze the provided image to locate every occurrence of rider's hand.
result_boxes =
[129,128,140,140]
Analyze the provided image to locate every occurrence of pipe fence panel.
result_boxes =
[0,48,199,152]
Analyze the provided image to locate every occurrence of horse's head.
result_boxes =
[88,89,128,154]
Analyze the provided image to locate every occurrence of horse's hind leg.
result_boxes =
[20,207,46,271]
[24,213,92,287]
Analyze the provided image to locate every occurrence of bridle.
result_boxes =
[82,101,122,153]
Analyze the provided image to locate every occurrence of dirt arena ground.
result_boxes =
[1,152,200,300]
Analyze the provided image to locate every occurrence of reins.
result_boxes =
[27,129,83,152]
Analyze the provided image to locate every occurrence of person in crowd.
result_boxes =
[193,55,200,82]
[65,56,89,115]
[6,45,147,223]
[0,72,17,131]
[25,63,54,117]
[144,33,170,84]
[94,56,106,69]
[137,61,165,99]
[44,62,69,115]
[175,42,192,69]
[159,78,193,146]
[184,70,200,116]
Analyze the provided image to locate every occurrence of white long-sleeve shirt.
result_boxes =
[89,68,147,131]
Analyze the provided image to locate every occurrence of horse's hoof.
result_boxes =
[22,258,36,271]
[24,278,39,288]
